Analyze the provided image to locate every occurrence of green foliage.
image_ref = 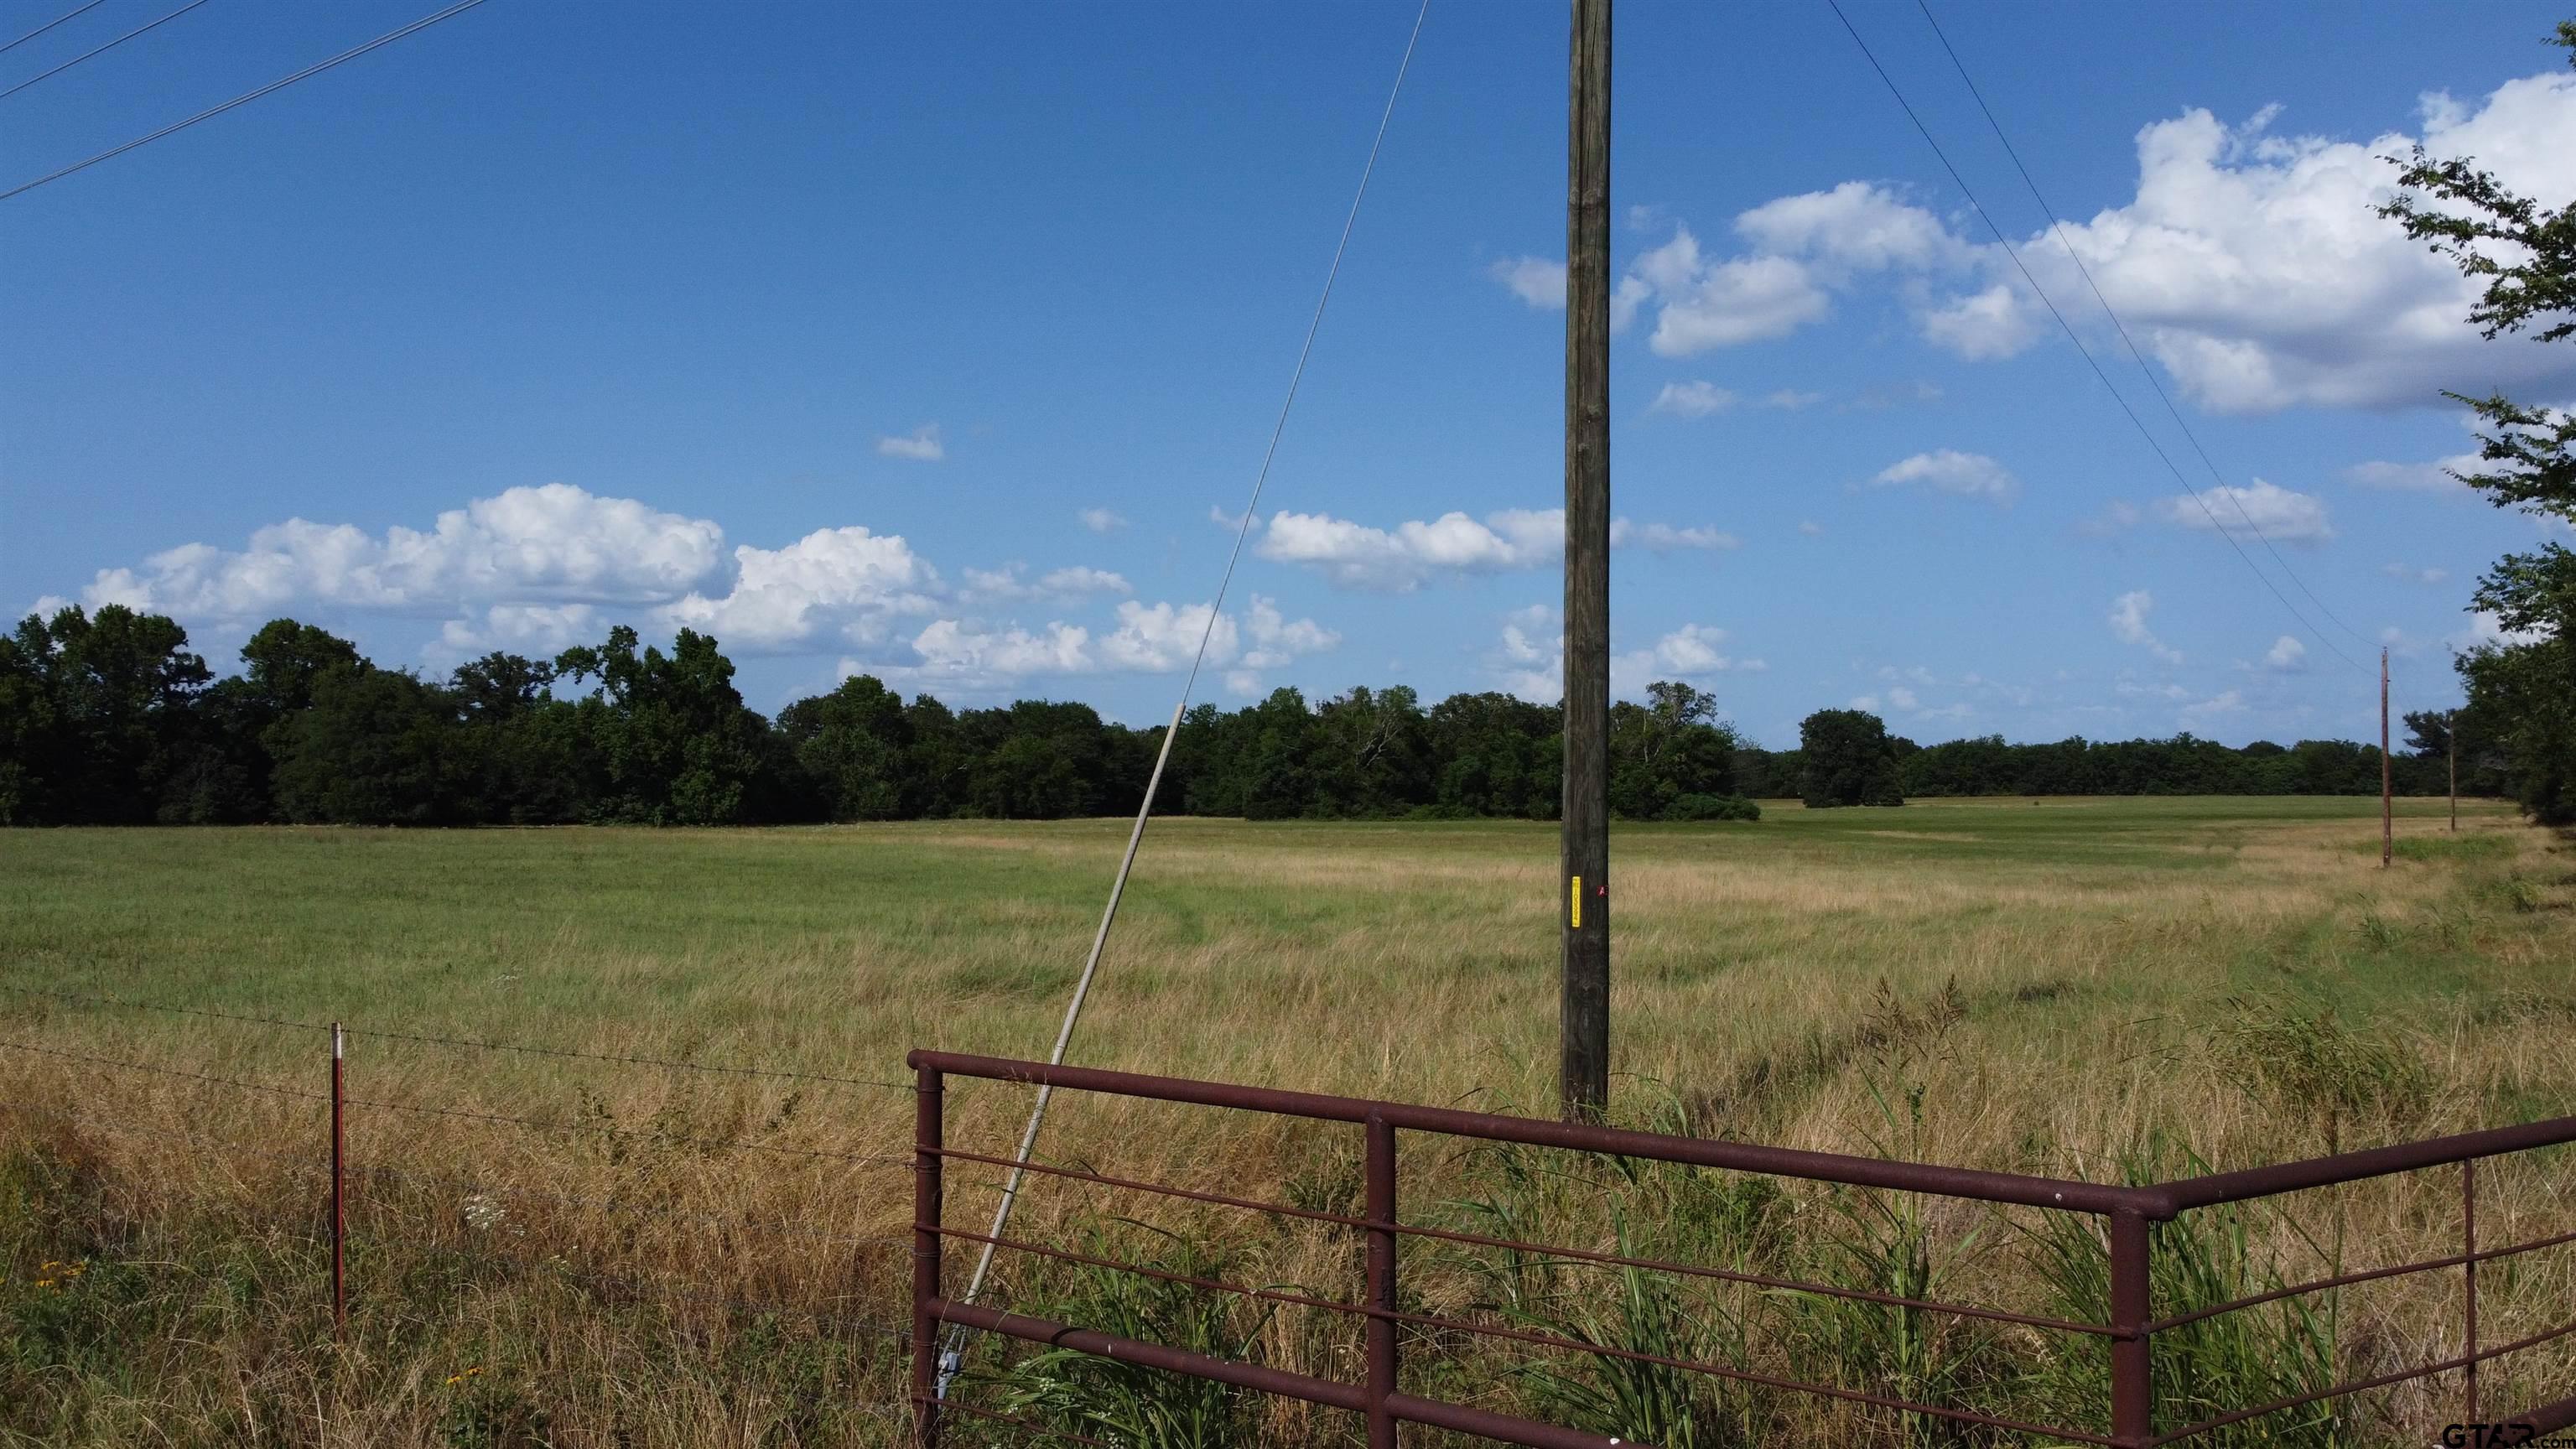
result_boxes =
[988,1228,1267,1449]
[2376,23,2576,824]
[268,663,469,825]
[439,1375,553,1449]
[2214,995,2433,1129]
[1664,792,1761,822]
[1612,681,1757,821]
[2023,1143,2342,1446]
[1888,731,2469,799]
[1777,980,2013,1444]
[1798,709,1904,808]
[553,626,776,825]
[776,673,913,820]
[1499,1221,1749,1449]
[1452,1131,1775,1447]
[0,604,210,824]
[0,605,2509,828]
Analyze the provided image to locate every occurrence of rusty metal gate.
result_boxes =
[910,1049,2576,1447]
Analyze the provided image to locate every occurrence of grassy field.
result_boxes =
[2,797,2570,1446]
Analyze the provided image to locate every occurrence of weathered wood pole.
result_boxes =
[1561,0,1612,1120]
[2381,647,2393,869]
[2449,710,2459,834]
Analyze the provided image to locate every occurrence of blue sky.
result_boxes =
[7,0,2573,747]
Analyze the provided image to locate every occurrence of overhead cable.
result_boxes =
[1912,0,2381,657]
[0,0,491,202]
[1822,0,2369,675]
[934,0,1435,1402]
[2,0,108,56]
[2,0,214,102]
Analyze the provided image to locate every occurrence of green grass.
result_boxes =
[3,797,2571,1446]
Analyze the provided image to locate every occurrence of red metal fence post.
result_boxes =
[913,1065,944,1449]
[2463,1158,2479,1423]
[2110,1209,2153,1448]
[1365,1110,1398,1449]
[330,1021,345,1339]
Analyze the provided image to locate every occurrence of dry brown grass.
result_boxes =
[1,797,2570,1444]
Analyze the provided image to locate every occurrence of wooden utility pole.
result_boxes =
[2381,647,2393,868]
[2449,709,2459,833]
[1560,0,1612,1120]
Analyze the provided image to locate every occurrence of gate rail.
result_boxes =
[910,1049,2576,1447]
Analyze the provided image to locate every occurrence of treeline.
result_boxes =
[0,605,2489,828]
[0,607,1761,825]
[1750,720,2490,802]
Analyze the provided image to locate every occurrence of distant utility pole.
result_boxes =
[2381,647,2393,869]
[2449,709,2459,834]
[1560,0,1612,1120]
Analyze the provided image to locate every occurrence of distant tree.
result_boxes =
[1234,688,1319,821]
[0,604,211,823]
[1610,681,1753,819]
[1799,709,1903,808]
[2404,705,2511,797]
[1310,685,1434,817]
[268,663,466,824]
[446,652,579,824]
[955,699,1133,819]
[899,693,968,818]
[1426,691,1560,819]
[2378,23,2576,820]
[1732,745,1802,799]
[240,618,362,716]
[778,673,916,820]
[553,626,773,824]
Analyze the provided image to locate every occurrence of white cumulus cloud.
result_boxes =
[1259,506,1737,590]
[1490,256,1566,309]
[2110,589,2185,665]
[1257,507,1561,591]
[1633,229,1835,354]
[961,564,1133,603]
[1648,381,1737,417]
[2262,635,2308,672]
[2344,454,2481,492]
[1995,80,2576,411]
[872,592,1338,697]
[2180,689,2249,722]
[875,424,944,462]
[1611,519,1739,553]
[2157,479,2333,543]
[661,525,939,652]
[1872,449,2017,502]
[1496,610,1753,701]
[1537,71,2576,413]
[74,483,729,623]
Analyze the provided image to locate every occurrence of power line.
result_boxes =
[0,0,491,203]
[2,0,213,103]
[1820,0,2370,676]
[1911,0,2381,658]
[935,0,1434,1403]
[1,0,107,55]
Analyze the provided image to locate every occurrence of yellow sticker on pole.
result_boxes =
[1570,875,1581,928]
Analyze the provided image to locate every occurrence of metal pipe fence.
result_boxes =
[910,1049,2576,1449]
[3,984,2572,1448]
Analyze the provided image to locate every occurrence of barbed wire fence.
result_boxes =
[0,982,956,1442]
